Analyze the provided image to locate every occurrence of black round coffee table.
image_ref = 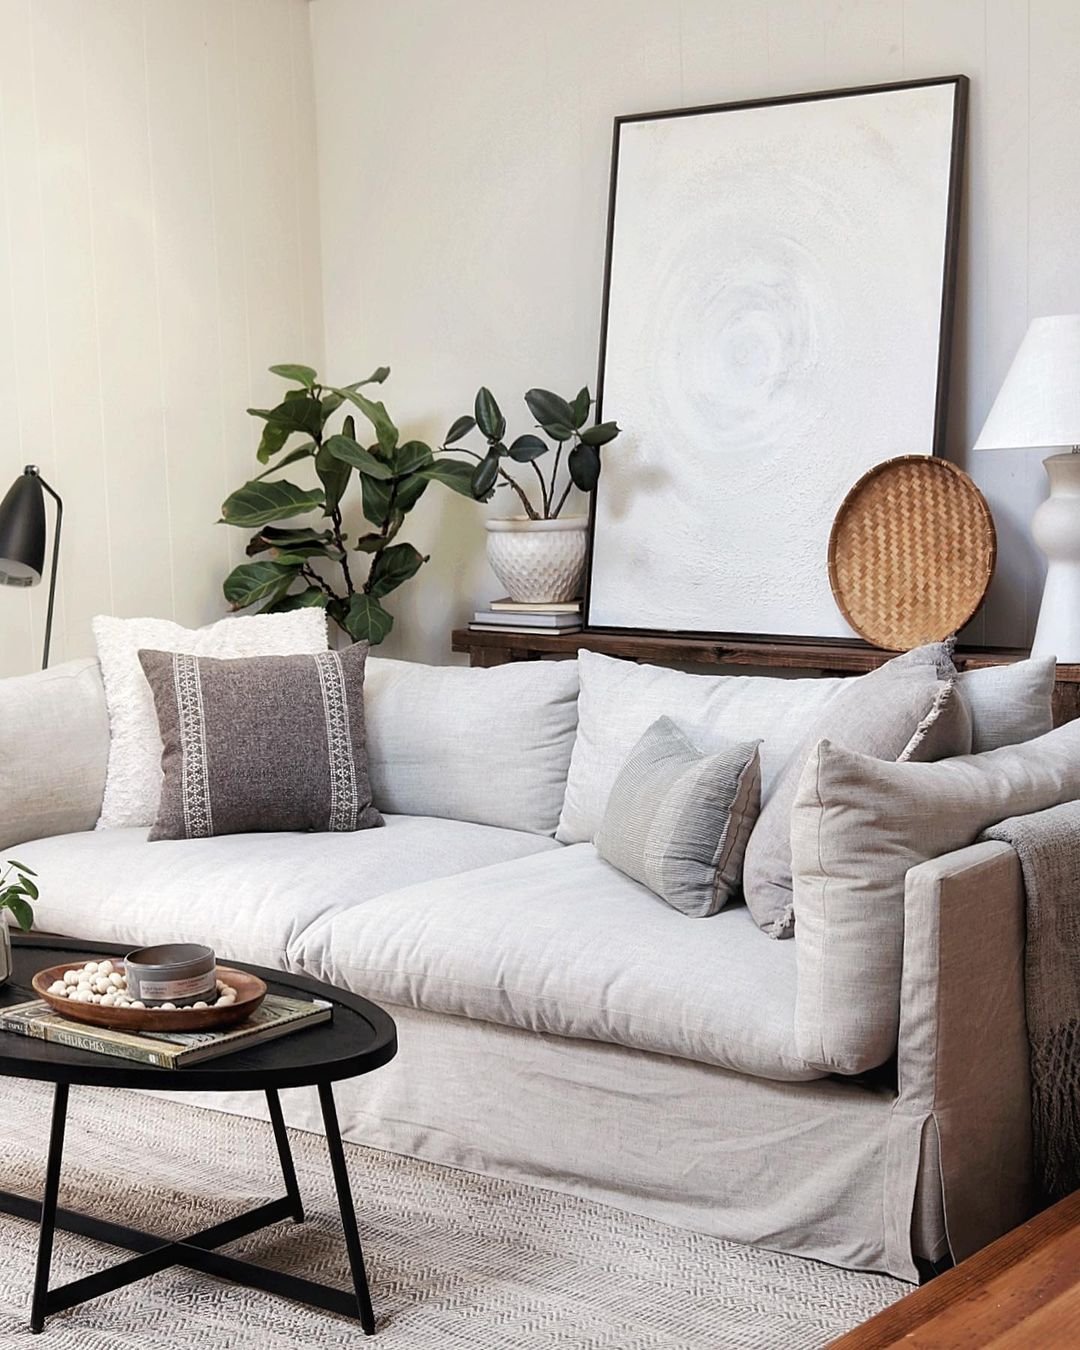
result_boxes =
[1,936,397,1336]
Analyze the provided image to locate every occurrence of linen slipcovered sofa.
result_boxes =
[0,646,1047,1284]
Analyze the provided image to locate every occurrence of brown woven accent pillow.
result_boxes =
[138,643,383,841]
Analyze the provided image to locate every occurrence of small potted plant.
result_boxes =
[0,859,37,985]
[442,386,620,604]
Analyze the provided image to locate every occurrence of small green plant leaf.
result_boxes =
[359,472,394,526]
[245,526,337,557]
[315,445,351,517]
[579,420,620,447]
[444,415,476,445]
[418,457,492,500]
[338,366,390,391]
[335,388,399,454]
[471,452,500,498]
[525,388,575,433]
[324,434,394,479]
[5,861,35,876]
[345,593,394,645]
[262,587,329,613]
[255,418,291,464]
[247,393,324,440]
[223,559,305,609]
[474,388,506,441]
[268,363,318,389]
[16,876,38,901]
[507,434,549,463]
[369,542,428,598]
[3,894,34,932]
[390,440,434,476]
[393,473,429,513]
[568,442,602,493]
[355,512,405,552]
[252,442,316,481]
[570,387,592,428]
[221,479,325,528]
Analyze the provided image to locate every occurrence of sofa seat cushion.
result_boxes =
[16,817,560,972]
[289,844,824,1083]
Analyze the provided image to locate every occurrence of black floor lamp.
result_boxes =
[0,465,63,669]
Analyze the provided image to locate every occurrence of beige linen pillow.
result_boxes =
[791,719,1080,1075]
[742,661,972,938]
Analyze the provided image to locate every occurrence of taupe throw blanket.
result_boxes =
[982,802,1080,1200]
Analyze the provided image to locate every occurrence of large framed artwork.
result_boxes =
[585,76,968,641]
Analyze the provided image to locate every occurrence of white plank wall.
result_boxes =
[0,0,322,677]
[312,0,1080,661]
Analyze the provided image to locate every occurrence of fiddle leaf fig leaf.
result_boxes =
[368,542,428,598]
[262,587,329,613]
[245,526,336,557]
[360,471,394,525]
[335,387,399,454]
[223,559,305,609]
[252,442,316,481]
[268,363,318,390]
[324,434,394,479]
[247,393,324,440]
[418,457,492,500]
[220,479,325,528]
[344,593,393,645]
[390,440,434,476]
[393,471,429,513]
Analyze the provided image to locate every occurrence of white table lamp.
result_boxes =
[975,314,1080,662]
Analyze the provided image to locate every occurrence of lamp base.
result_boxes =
[1031,453,1080,663]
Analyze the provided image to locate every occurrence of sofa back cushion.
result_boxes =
[556,650,847,844]
[364,656,579,836]
[957,656,1056,751]
[791,718,1080,1075]
[742,664,972,938]
[0,658,110,849]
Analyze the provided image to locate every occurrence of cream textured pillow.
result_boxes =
[742,662,972,938]
[93,611,328,829]
[791,719,1080,1075]
[957,656,1056,751]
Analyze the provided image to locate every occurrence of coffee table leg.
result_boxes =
[317,1082,375,1335]
[265,1089,305,1223]
[30,1082,69,1334]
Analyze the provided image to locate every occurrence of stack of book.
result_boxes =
[469,597,582,637]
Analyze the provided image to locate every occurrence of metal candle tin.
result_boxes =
[124,943,217,1007]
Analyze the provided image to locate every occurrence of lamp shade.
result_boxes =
[974,314,1080,451]
[0,469,46,586]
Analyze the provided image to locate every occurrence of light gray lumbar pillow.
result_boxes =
[595,716,761,918]
[791,719,1080,1075]
[956,656,1056,752]
[742,659,972,938]
[138,643,383,840]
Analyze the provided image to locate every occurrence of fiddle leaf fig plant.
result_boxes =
[441,386,620,520]
[0,859,37,933]
[220,364,490,645]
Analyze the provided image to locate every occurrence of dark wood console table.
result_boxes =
[451,629,1080,727]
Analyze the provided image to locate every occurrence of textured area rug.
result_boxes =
[0,1080,905,1348]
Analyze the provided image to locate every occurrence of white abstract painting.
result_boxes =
[587,79,965,638]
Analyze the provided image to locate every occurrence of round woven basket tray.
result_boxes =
[828,455,997,651]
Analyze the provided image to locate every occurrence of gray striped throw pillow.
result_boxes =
[595,716,761,917]
[138,643,383,840]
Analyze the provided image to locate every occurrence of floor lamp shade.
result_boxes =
[0,471,46,585]
[975,314,1080,662]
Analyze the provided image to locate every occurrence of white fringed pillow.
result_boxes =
[93,611,328,829]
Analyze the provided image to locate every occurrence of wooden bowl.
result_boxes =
[32,962,267,1033]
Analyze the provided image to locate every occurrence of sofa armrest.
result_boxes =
[896,840,1034,1264]
[0,658,110,849]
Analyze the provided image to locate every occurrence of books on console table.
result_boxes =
[0,992,332,1068]
[487,597,581,614]
[471,597,582,636]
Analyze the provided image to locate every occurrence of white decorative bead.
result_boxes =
[131,1001,146,1009]
[98,961,113,976]
[63,970,80,986]
[159,1002,176,1011]
[108,972,124,989]
[192,1001,209,1010]
[48,981,67,995]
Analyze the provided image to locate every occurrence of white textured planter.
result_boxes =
[485,516,588,604]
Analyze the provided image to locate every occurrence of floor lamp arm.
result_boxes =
[37,475,62,670]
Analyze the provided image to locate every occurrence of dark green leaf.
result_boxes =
[580,420,620,447]
[3,895,34,932]
[418,457,492,500]
[315,445,351,517]
[5,861,36,876]
[339,366,390,391]
[368,542,428,598]
[247,393,324,440]
[324,434,394,479]
[474,388,505,441]
[507,434,549,463]
[355,512,405,552]
[390,440,434,476]
[255,418,291,465]
[360,472,394,525]
[471,453,499,497]
[220,479,325,528]
[570,387,592,429]
[16,876,38,901]
[525,388,575,432]
[394,472,429,513]
[223,559,305,609]
[544,421,575,442]
[268,363,318,389]
[252,442,316,481]
[245,526,336,557]
[568,442,602,493]
[321,390,344,416]
[335,387,399,454]
[344,593,393,645]
[444,415,476,445]
[262,587,329,613]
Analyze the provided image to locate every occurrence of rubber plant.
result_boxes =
[220,364,487,645]
[0,858,37,934]
[440,386,620,518]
